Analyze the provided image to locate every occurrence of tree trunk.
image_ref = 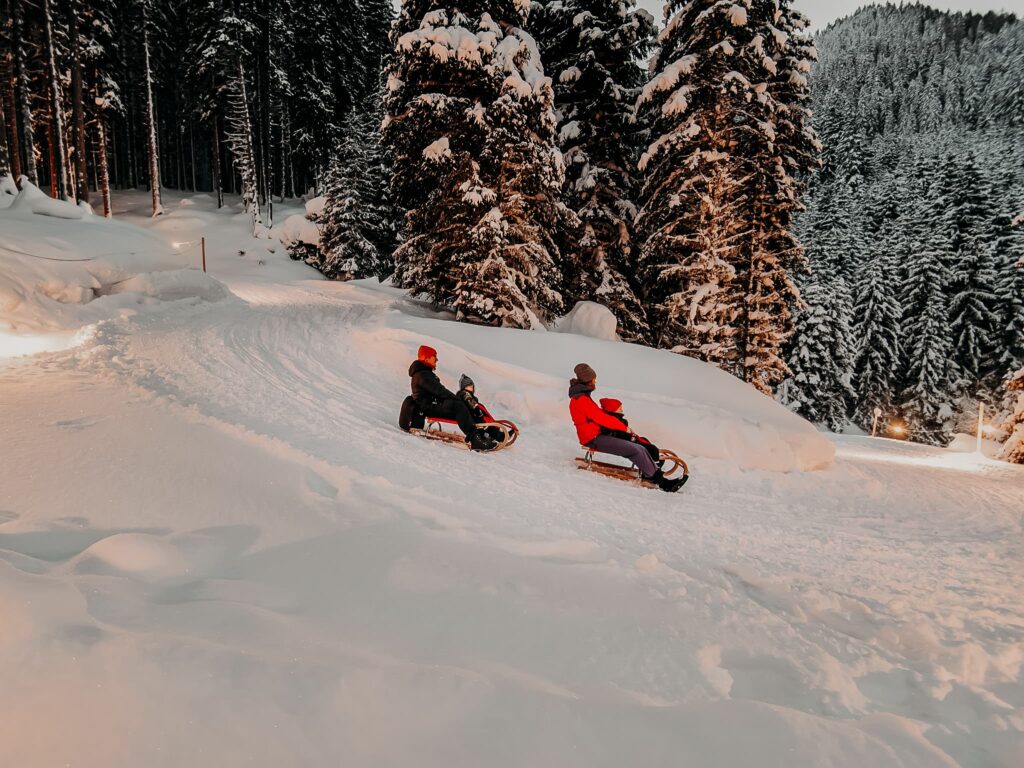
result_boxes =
[0,74,9,178]
[189,120,196,192]
[68,0,88,202]
[211,118,223,208]
[46,120,57,197]
[94,83,111,217]
[11,0,34,185]
[2,32,20,181]
[141,3,162,215]
[43,0,69,199]
[226,59,261,234]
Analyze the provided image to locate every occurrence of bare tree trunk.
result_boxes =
[0,72,9,178]
[46,121,56,196]
[1,27,19,181]
[11,0,34,185]
[189,119,196,192]
[226,59,261,234]
[42,0,69,199]
[94,83,111,217]
[68,0,88,202]
[141,3,162,215]
[211,118,223,208]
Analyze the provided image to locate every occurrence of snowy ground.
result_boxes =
[2,189,1023,767]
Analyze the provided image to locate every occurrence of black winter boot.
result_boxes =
[652,470,686,493]
[468,430,498,452]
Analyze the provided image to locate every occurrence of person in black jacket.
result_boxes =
[400,345,497,452]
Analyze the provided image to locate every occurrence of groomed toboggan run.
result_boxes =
[2,186,1023,767]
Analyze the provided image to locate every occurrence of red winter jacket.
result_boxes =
[568,380,628,445]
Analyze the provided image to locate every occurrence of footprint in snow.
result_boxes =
[52,416,102,430]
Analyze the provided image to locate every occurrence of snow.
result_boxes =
[273,211,321,246]
[0,183,227,342]
[556,300,620,341]
[422,136,451,160]
[1,190,1023,767]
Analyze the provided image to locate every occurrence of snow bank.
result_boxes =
[555,301,619,341]
[0,183,229,346]
[8,178,84,219]
[272,212,321,247]
[0,173,18,204]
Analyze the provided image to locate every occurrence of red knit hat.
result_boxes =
[418,345,438,363]
[599,398,623,414]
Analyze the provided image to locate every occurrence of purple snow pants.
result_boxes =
[587,435,658,479]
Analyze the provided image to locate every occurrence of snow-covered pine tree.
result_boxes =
[384,0,573,328]
[901,233,955,444]
[948,238,1000,393]
[1000,367,1024,464]
[781,277,855,430]
[850,239,902,429]
[317,105,392,281]
[11,0,36,185]
[636,0,819,393]
[530,0,656,342]
[994,212,1024,376]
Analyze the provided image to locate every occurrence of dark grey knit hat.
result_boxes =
[573,363,597,383]
[459,374,475,390]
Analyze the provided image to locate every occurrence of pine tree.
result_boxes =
[531,0,656,342]
[384,1,573,328]
[637,0,819,393]
[318,106,391,280]
[901,234,955,444]
[850,240,902,429]
[1001,368,1024,464]
[994,213,1024,375]
[781,277,855,430]
[948,238,1000,391]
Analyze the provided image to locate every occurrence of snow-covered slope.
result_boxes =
[0,179,227,347]
[1,191,1022,768]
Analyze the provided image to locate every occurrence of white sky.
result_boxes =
[636,1,1024,29]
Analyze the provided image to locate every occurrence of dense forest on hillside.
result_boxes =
[784,3,1024,444]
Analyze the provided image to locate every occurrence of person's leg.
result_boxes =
[426,399,478,437]
[587,434,658,479]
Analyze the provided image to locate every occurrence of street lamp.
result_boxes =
[977,402,985,455]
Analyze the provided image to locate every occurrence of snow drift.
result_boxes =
[0,180,229,346]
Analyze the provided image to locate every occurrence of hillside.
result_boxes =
[2,189,1023,767]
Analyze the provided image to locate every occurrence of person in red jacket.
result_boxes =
[569,363,684,493]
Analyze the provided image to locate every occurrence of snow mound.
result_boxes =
[7,178,84,219]
[76,533,190,583]
[304,195,327,217]
[0,189,230,346]
[556,301,619,341]
[109,269,229,303]
[0,173,17,203]
[273,212,320,247]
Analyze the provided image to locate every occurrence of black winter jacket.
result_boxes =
[409,360,456,406]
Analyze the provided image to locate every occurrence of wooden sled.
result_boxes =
[575,447,689,487]
[410,418,519,453]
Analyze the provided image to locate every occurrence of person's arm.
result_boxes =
[581,396,630,433]
[421,371,457,401]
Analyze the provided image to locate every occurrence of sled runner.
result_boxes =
[575,447,689,488]
[410,418,519,453]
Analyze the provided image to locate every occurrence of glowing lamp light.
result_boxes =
[888,423,907,437]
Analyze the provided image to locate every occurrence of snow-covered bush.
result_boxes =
[556,301,619,341]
